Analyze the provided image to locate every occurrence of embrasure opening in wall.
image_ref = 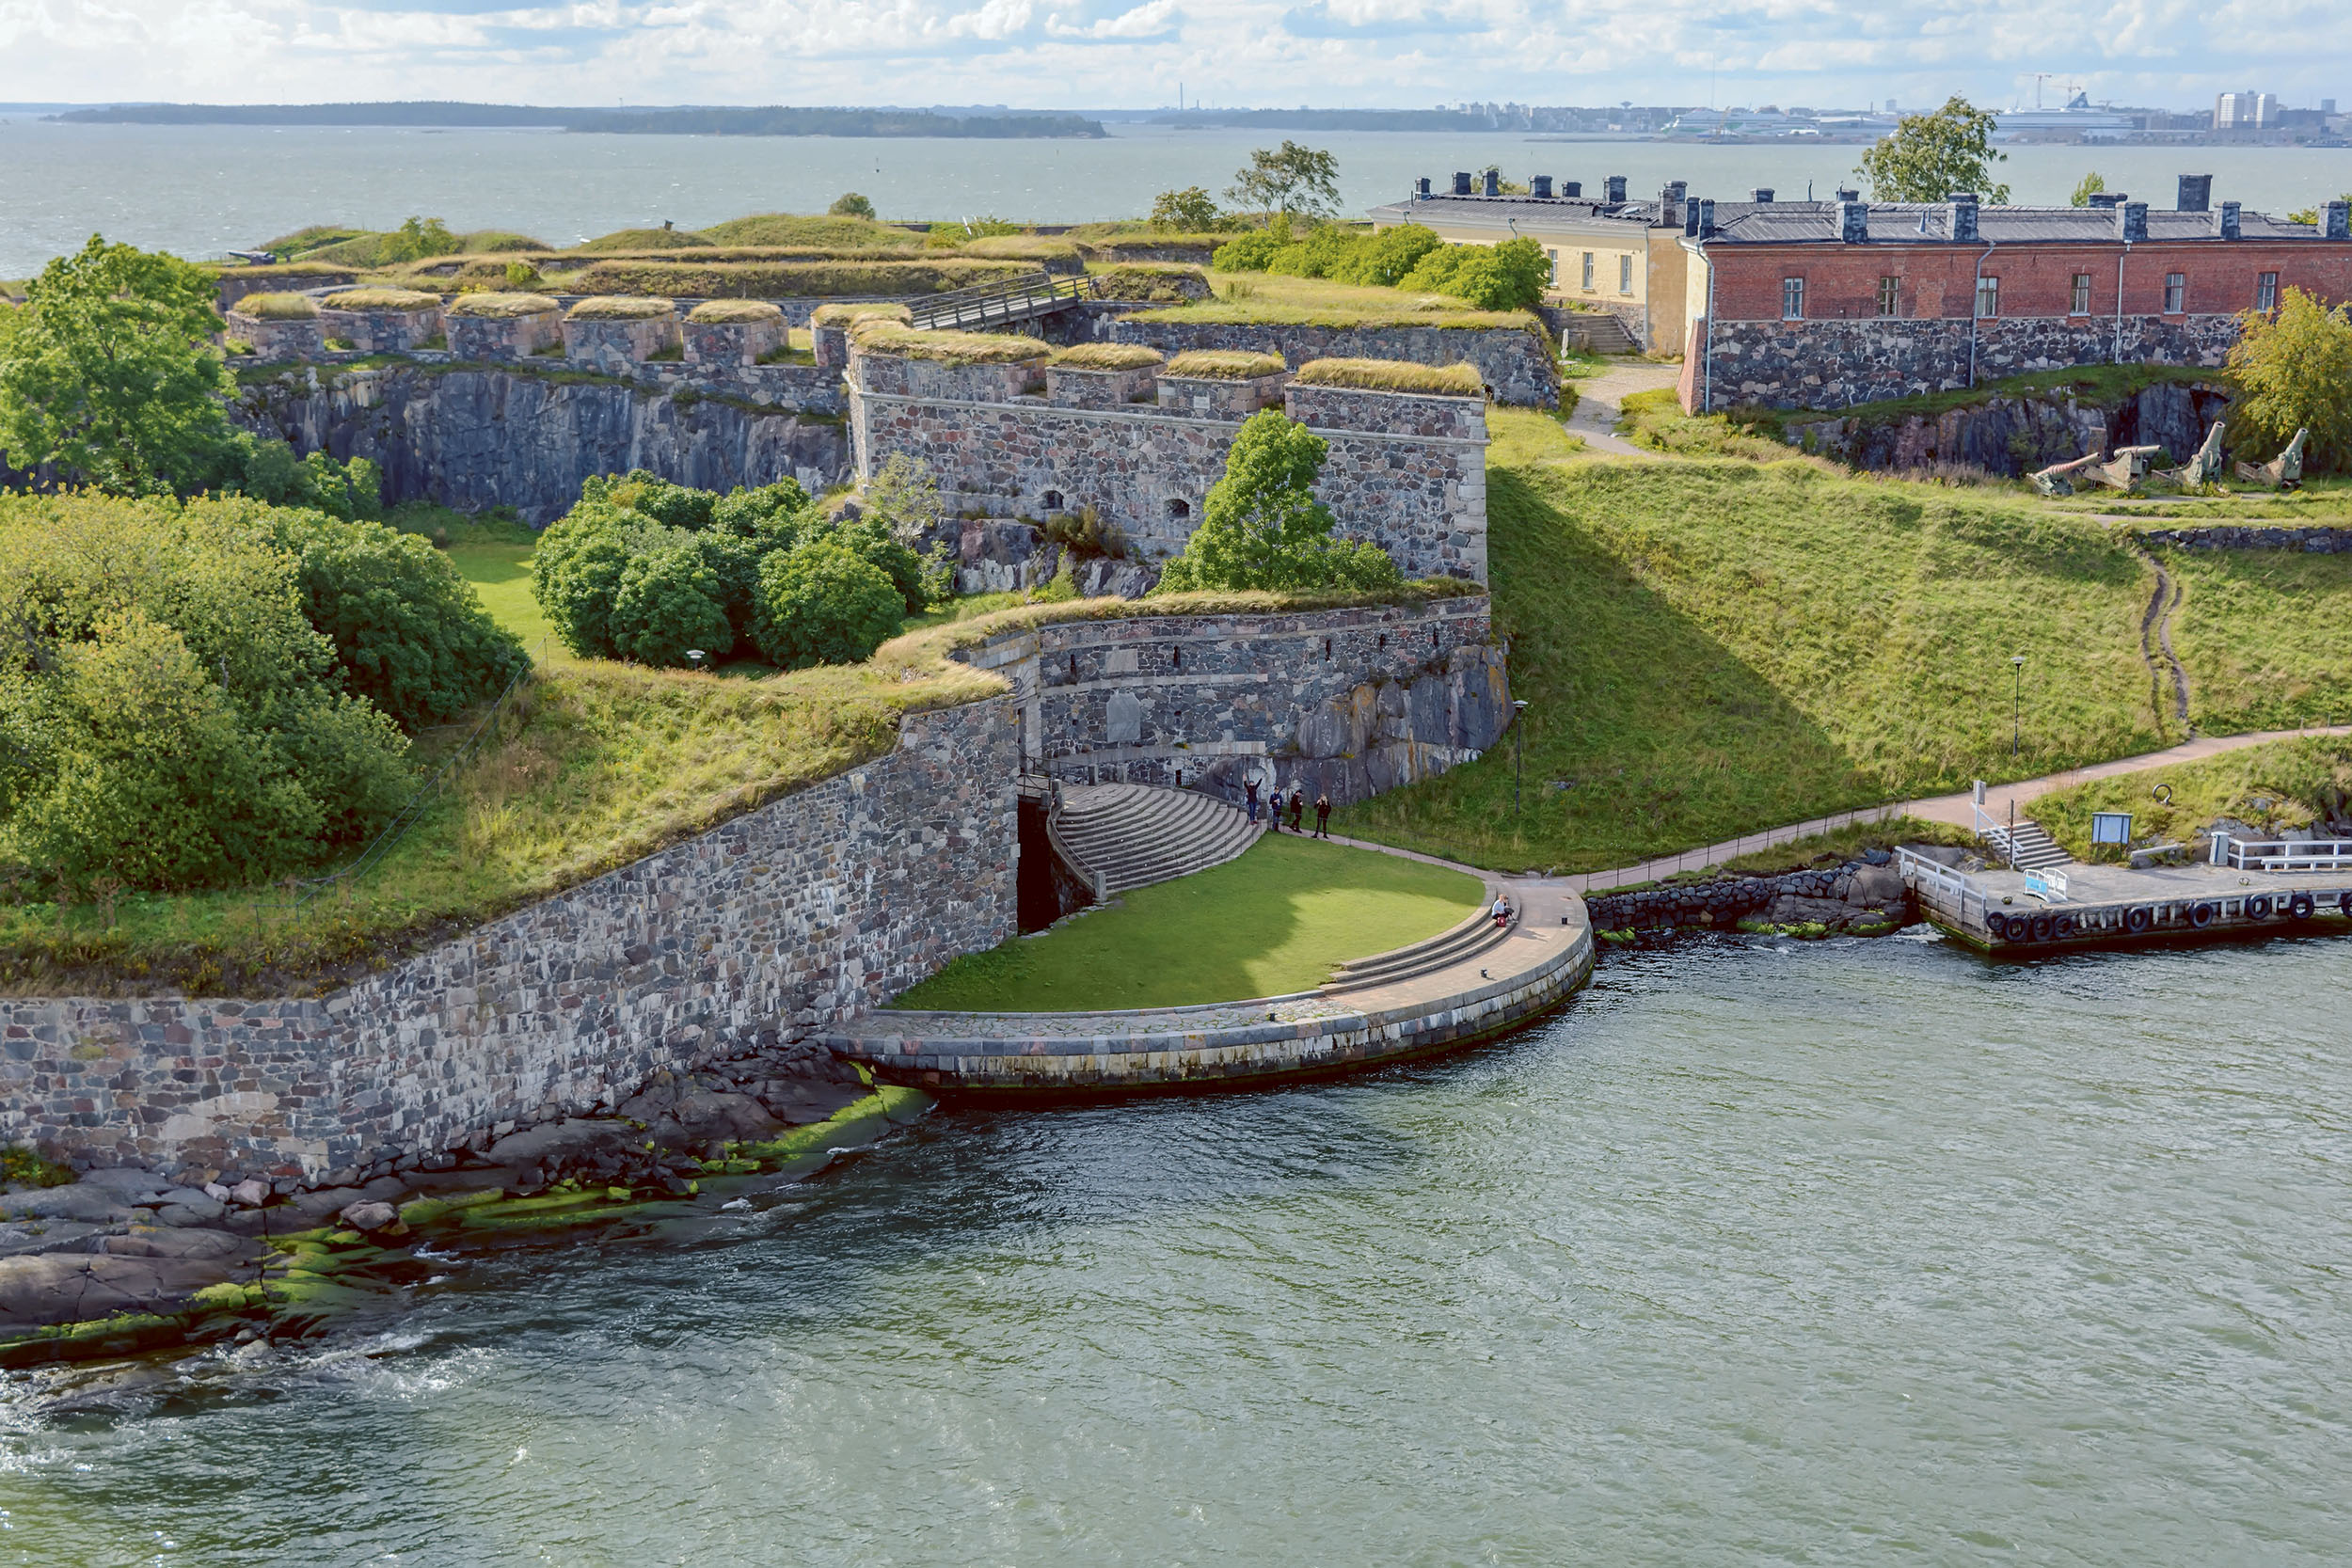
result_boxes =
[1166,498,1191,521]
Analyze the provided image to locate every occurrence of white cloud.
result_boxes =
[2,0,2347,105]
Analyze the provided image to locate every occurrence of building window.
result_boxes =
[2070,274,2092,315]
[2164,273,2186,313]
[1581,252,1595,290]
[1877,276,1899,317]
[1782,277,1804,320]
[1545,248,1558,284]
[1975,276,2000,318]
[2258,271,2280,310]
[1618,254,1633,294]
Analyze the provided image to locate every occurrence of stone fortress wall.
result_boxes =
[0,701,1019,1182]
[956,596,1511,806]
[849,343,1490,583]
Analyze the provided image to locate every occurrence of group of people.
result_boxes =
[1244,777,1331,839]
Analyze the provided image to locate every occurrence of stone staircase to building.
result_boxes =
[1052,783,1262,896]
[1983,818,2074,871]
[1552,311,1636,356]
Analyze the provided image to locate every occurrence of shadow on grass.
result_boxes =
[895,834,1485,1012]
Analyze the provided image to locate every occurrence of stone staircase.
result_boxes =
[1322,901,1513,994]
[1554,311,1636,355]
[1984,818,2074,871]
[1052,783,1262,896]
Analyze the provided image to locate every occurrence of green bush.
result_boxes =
[828,193,877,219]
[751,537,907,668]
[611,544,737,667]
[0,496,416,892]
[1154,409,1403,594]
[1399,237,1549,311]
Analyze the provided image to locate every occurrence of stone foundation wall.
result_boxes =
[1784,381,2235,477]
[1588,860,1908,930]
[224,314,325,362]
[685,317,787,367]
[563,315,683,372]
[850,349,1488,580]
[2139,525,2352,552]
[318,306,444,354]
[1101,317,1559,407]
[447,311,563,362]
[957,597,1509,805]
[1697,313,2243,412]
[0,701,1018,1181]
[236,362,850,524]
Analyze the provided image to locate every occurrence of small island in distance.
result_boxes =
[48,102,1108,138]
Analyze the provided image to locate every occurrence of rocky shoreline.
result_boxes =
[0,1038,914,1369]
[1585,850,1945,940]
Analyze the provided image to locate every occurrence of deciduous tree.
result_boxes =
[2226,285,2352,474]
[1854,98,2010,205]
[1151,185,1222,231]
[1226,142,1342,222]
[1155,410,1402,594]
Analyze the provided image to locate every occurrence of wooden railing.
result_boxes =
[908,270,1099,333]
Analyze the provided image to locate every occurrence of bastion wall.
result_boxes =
[850,347,1489,582]
[1096,316,1561,408]
[0,700,1018,1183]
[957,596,1511,805]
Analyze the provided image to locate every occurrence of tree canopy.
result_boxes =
[1227,142,1342,222]
[1154,410,1403,594]
[1854,97,2010,205]
[1150,186,1223,231]
[2069,171,2107,207]
[2226,286,2352,475]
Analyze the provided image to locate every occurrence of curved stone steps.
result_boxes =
[1323,902,1514,993]
[1054,783,1262,895]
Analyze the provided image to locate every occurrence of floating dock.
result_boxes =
[1899,847,2352,953]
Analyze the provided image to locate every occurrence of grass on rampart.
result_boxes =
[1293,357,1482,395]
[686,299,786,325]
[1135,270,1540,336]
[574,259,1026,298]
[230,293,319,320]
[853,324,1051,364]
[2026,736,2352,859]
[1051,342,1165,371]
[445,292,560,319]
[579,228,714,251]
[320,288,443,312]
[566,295,675,321]
[894,834,1484,1011]
[2158,546,2352,732]
[696,214,926,249]
[1163,349,1287,380]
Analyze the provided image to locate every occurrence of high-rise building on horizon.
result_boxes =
[2215,90,2280,129]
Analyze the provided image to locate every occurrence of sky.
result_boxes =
[1,0,2347,113]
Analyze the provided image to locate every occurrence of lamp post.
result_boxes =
[1513,699,1530,815]
[2010,654,2026,761]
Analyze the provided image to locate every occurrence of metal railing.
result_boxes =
[1567,799,1915,896]
[1896,846,1987,929]
[2210,833,2352,874]
[907,270,1099,333]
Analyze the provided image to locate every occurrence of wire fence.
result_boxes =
[1565,798,1923,898]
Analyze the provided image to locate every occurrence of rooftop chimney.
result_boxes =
[2088,191,2122,210]
[1605,174,1628,204]
[2217,199,2241,239]
[1563,181,1582,198]
[1838,200,1868,244]
[1695,198,1716,237]
[1948,192,1979,243]
[1836,186,1859,202]
[1669,180,1688,200]
[2177,173,2213,212]
[1660,185,1682,228]
[2328,199,2351,240]
[1415,176,1431,198]
[1753,187,1774,203]
[2119,200,2149,242]
[1453,170,1472,197]
[1483,168,1501,197]
[1532,175,1553,198]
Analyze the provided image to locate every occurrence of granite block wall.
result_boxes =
[1782,380,2235,477]
[447,311,563,362]
[1046,364,1160,409]
[956,597,1509,805]
[224,314,326,362]
[685,317,787,367]
[318,306,444,355]
[1102,318,1560,408]
[0,700,1018,1180]
[563,315,683,372]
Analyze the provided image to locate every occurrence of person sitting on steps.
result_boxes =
[1492,891,1513,929]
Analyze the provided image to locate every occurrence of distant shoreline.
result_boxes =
[46,103,1108,139]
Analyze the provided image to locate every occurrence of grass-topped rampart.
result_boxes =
[445,292,560,319]
[573,258,1031,299]
[1163,349,1287,380]
[850,323,1052,364]
[1293,357,1483,396]
[320,288,443,312]
[230,293,319,320]
[565,295,675,321]
[1051,342,1166,371]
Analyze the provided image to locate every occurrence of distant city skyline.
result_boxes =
[3,0,2348,115]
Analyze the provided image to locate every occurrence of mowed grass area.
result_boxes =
[2159,547,2352,733]
[445,540,556,651]
[1338,415,2172,873]
[2027,736,2352,860]
[895,834,1485,1011]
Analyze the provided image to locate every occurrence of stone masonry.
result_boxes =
[956,596,1510,806]
[1099,317,1560,408]
[0,700,1017,1180]
[850,345,1488,581]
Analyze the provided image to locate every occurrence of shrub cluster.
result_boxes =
[1154,410,1402,595]
[1214,221,1550,311]
[531,471,939,671]
[0,493,526,893]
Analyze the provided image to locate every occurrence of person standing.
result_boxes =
[1267,781,1282,832]
[1245,776,1261,826]
[1314,793,1331,838]
[1289,788,1306,833]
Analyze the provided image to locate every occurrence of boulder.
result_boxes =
[484,1117,635,1175]
[227,1179,270,1209]
[285,1186,369,1222]
[339,1201,404,1236]
[155,1197,229,1227]
[0,1252,246,1331]
[0,1184,134,1224]
[1764,895,1862,927]
[660,1091,782,1144]
[99,1227,251,1260]
[76,1167,173,1204]
[1848,863,1905,906]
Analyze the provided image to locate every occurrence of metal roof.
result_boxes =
[1366,195,1652,230]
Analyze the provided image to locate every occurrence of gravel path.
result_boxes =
[1563,358,1681,458]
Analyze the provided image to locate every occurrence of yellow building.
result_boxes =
[1368,172,1692,353]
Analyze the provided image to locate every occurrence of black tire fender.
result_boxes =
[1985,911,2009,940]
[2189,901,2215,928]
[2248,895,2272,919]
[2340,891,2352,919]
[2125,906,2153,934]
[2290,893,2315,920]
[2028,913,2056,942]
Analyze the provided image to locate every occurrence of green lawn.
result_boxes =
[2161,547,2352,733]
[2027,736,2352,859]
[894,833,1485,1012]
[446,541,556,651]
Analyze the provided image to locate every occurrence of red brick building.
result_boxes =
[1676,180,2352,413]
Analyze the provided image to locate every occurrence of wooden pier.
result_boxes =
[1898,847,2352,953]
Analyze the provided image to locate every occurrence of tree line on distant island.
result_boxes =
[51,103,1105,138]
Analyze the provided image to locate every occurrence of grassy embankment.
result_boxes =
[1335,410,2352,874]
[2026,736,2352,860]
[0,566,1473,995]
[897,834,1484,1011]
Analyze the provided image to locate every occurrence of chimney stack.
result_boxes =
[1564,181,1582,198]
[1452,170,1472,196]
[1838,200,1869,244]
[1415,176,1431,198]
[1695,198,1716,236]
[1483,168,1501,197]
[1532,175,1553,198]
[1753,187,1774,203]
[1948,192,1979,243]
[1659,186,1681,228]
[1669,179,1688,201]
[1836,186,1859,202]
[1605,174,1628,204]
[2119,200,2149,242]
[2216,200,2241,239]
[2328,199,2351,240]
[2177,173,2213,212]
[2088,191,2122,210]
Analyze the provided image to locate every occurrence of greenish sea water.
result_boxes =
[5,927,2347,1565]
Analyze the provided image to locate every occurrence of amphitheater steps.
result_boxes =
[1053,784,1262,895]
[1323,902,1514,993]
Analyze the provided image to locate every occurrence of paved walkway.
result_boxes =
[1559,723,2352,895]
[1563,358,1679,458]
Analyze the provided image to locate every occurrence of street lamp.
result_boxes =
[2010,654,2026,760]
[1512,699,1531,815]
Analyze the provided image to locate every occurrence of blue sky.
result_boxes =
[2,0,2345,111]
